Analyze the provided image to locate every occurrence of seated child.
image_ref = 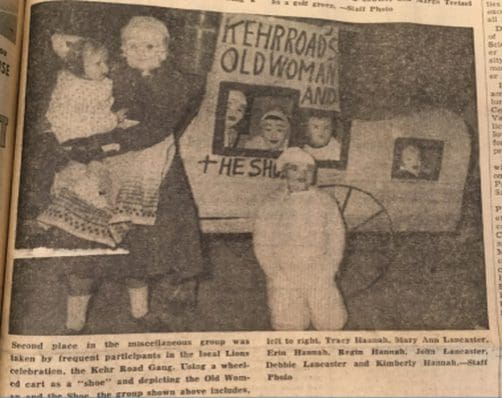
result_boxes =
[244,109,290,151]
[253,147,348,330]
[303,114,341,161]
[224,90,247,148]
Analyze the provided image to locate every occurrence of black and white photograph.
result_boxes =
[10,1,486,335]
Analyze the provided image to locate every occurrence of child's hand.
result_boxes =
[116,108,129,123]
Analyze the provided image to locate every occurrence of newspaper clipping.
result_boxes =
[0,0,19,295]
[1,0,501,396]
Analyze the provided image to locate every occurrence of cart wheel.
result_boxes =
[319,184,395,299]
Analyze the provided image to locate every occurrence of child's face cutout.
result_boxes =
[285,163,315,193]
[225,91,247,129]
[307,116,333,148]
[83,47,109,81]
[122,29,168,74]
[401,145,422,175]
[260,119,289,150]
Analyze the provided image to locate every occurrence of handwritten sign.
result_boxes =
[198,154,281,178]
[180,14,341,222]
[212,15,339,110]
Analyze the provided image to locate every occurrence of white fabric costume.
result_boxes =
[253,149,347,330]
[304,137,341,161]
[47,70,118,143]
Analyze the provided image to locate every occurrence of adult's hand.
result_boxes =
[110,124,168,153]
[63,138,104,163]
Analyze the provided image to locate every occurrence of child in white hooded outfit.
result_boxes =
[253,147,348,330]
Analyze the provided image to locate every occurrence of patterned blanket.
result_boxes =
[37,136,175,247]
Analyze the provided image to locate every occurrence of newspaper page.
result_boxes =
[1,0,500,396]
[0,0,21,300]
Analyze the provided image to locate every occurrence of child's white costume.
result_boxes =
[47,70,118,143]
[304,137,341,161]
[253,149,347,330]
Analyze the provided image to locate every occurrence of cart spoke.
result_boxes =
[351,209,385,232]
[341,187,353,213]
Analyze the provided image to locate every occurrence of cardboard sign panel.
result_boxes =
[180,14,471,234]
[181,14,345,232]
